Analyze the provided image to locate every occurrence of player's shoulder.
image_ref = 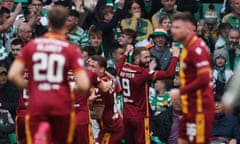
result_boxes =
[189,39,210,54]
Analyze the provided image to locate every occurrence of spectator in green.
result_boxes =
[215,23,232,50]
[233,43,240,70]
[151,0,177,29]
[66,9,89,48]
[216,29,239,70]
[203,4,218,53]
[149,79,172,116]
[222,0,240,31]
[88,26,105,57]
[212,48,233,95]
[121,1,153,42]
[149,27,172,70]
[0,4,22,47]
[30,0,49,28]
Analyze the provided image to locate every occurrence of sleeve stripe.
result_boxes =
[197,68,211,75]
[73,68,85,74]
[16,58,26,64]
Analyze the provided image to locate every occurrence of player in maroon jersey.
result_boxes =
[70,69,102,144]
[15,69,28,144]
[88,55,124,144]
[68,69,96,144]
[116,45,179,144]
[169,12,214,144]
[69,65,112,144]
[8,6,90,144]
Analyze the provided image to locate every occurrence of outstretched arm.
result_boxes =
[152,47,180,80]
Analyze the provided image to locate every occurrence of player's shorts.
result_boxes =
[179,111,214,144]
[74,123,94,144]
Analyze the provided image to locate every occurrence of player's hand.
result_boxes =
[124,44,134,56]
[149,57,157,70]
[169,88,180,101]
[170,46,180,58]
[88,88,101,101]
[98,80,112,93]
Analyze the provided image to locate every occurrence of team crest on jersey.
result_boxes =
[200,41,206,47]
[195,47,202,55]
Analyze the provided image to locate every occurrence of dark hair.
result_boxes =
[174,71,179,77]
[11,38,24,47]
[156,78,173,90]
[134,47,148,58]
[173,12,196,27]
[69,9,79,18]
[159,14,172,24]
[99,5,114,20]
[82,46,97,56]
[127,1,143,17]
[122,28,137,43]
[106,67,116,76]
[0,7,10,17]
[111,43,124,54]
[48,5,69,30]
[24,7,31,18]
[218,23,233,36]
[88,25,102,38]
[90,55,107,68]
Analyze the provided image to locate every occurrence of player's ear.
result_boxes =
[134,55,140,63]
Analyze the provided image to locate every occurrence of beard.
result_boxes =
[139,60,149,68]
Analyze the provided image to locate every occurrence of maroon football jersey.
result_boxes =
[99,75,123,131]
[73,70,99,125]
[116,55,178,117]
[179,35,214,114]
[17,32,85,115]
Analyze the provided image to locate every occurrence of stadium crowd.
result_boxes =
[0,0,240,144]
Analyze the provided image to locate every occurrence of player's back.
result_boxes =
[119,63,151,116]
[21,32,83,115]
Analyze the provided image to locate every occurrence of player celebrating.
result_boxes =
[169,12,214,144]
[116,45,179,144]
[87,55,124,144]
[8,5,90,144]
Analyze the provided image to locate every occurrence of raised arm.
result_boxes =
[152,47,179,80]
[0,3,22,32]
[116,44,134,74]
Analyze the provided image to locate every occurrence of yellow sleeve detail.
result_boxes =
[197,68,211,75]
